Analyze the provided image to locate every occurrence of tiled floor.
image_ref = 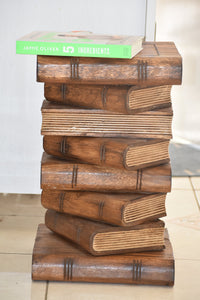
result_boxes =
[0,177,200,300]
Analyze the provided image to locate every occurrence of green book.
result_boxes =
[16,31,143,59]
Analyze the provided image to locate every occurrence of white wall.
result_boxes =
[156,0,200,145]
[1,0,156,193]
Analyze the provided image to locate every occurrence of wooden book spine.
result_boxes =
[37,42,182,85]
[41,153,172,193]
[41,100,173,139]
[45,210,165,256]
[44,84,172,114]
[41,190,167,226]
[43,136,170,170]
[33,256,174,285]
[32,225,174,285]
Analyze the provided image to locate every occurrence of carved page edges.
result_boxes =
[64,258,73,281]
[70,58,79,80]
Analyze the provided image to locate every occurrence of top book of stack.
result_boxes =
[16,31,144,59]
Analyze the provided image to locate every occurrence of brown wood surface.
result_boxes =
[43,136,170,170]
[41,100,173,139]
[41,153,172,193]
[41,190,167,226]
[44,84,172,114]
[45,209,165,256]
[37,42,182,86]
[32,224,174,285]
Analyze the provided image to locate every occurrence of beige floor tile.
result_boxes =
[0,254,32,273]
[31,281,47,300]
[165,190,199,220]
[173,260,200,299]
[190,177,200,190]
[0,272,31,300]
[0,253,46,299]
[172,177,192,190]
[0,193,45,216]
[167,214,200,231]
[165,220,200,260]
[46,261,200,300]
[0,215,43,254]
[47,281,173,300]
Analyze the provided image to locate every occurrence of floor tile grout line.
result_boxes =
[45,281,49,300]
[175,258,200,261]
[0,252,32,255]
[0,214,45,217]
[189,177,200,211]
[172,188,193,190]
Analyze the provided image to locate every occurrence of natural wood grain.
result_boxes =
[41,190,167,226]
[44,84,172,114]
[37,42,182,86]
[32,224,175,285]
[41,153,172,193]
[41,100,173,139]
[45,210,165,255]
[43,136,170,170]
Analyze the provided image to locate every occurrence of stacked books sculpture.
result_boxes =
[17,32,182,286]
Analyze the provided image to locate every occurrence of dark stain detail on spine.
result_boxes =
[59,192,65,212]
[64,258,73,281]
[137,60,148,81]
[136,169,142,191]
[60,137,68,155]
[132,259,142,281]
[70,58,79,79]
[71,165,78,188]
[100,144,106,163]
[61,84,67,101]
[101,86,107,108]
[98,201,105,218]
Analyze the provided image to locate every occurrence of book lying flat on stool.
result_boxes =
[32,224,175,286]
[16,31,143,59]
[37,42,182,85]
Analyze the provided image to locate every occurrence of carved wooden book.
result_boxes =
[32,224,174,285]
[41,153,172,193]
[37,42,182,86]
[45,210,165,255]
[44,84,172,114]
[41,190,167,226]
[41,100,173,139]
[43,136,170,170]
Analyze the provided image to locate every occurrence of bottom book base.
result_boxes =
[32,224,174,286]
